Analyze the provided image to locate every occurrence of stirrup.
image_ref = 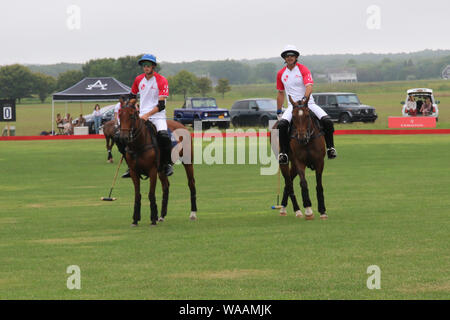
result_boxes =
[327,147,337,159]
[121,169,131,178]
[278,153,288,164]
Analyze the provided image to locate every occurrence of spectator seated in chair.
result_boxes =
[406,95,417,116]
[420,97,433,116]
[56,113,64,134]
[63,113,73,135]
[76,114,86,127]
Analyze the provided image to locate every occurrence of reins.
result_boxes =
[291,105,323,145]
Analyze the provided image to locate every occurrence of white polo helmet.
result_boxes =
[281,45,300,58]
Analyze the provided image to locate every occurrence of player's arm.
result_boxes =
[302,84,313,105]
[140,97,166,121]
[277,90,285,112]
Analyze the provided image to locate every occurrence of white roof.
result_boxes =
[407,88,433,94]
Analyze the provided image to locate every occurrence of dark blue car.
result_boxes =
[174,97,231,129]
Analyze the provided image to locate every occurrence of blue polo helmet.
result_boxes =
[138,54,157,66]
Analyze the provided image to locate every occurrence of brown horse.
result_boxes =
[278,96,328,220]
[103,120,116,163]
[119,106,197,226]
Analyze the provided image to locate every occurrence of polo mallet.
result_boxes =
[101,155,124,201]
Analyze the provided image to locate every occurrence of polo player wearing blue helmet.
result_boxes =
[124,54,173,177]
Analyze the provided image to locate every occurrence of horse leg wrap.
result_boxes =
[316,185,326,214]
[133,194,141,223]
[149,194,158,223]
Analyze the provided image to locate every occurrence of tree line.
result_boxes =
[0,60,232,103]
[0,54,236,102]
[1,50,449,102]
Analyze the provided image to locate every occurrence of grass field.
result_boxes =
[7,79,450,136]
[0,135,449,299]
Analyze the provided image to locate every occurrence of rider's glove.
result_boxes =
[299,96,308,106]
[277,108,283,121]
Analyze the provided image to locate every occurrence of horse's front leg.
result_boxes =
[315,160,327,219]
[295,161,313,220]
[279,163,296,216]
[183,163,197,220]
[130,164,141,227]
[106,137,113,163]
[281,163,302,217]
[157,172,170,222]
[149,167,158,226]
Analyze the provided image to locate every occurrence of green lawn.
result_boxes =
[7,79,450,136]
[0,135,449,299]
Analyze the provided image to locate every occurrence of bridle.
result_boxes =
[292,105,315,145]
[120,107,144,144]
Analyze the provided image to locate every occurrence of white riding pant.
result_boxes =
[148,110,167,131]
[281,103,328,122]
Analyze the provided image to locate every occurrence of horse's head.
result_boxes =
[289,95,313,145]
[119,106,139,144]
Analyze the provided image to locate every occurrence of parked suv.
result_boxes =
[230,98,278,127]
[312,92,377,123]
[173,97,230,129]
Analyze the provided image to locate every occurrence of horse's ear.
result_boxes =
[288,95,297,107]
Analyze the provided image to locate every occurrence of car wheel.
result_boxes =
[232,117,240,128]
[260,116,269,127]
[339,113,351,124]
[202,122,211,130]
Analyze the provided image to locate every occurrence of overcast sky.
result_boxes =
[0,0,448,65]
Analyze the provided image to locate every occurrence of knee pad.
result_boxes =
[277,119,289,130]
[157,130,170,140]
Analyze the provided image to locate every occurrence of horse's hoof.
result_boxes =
[295,210,303,218]
[304,207,314,220]
[158,217,165,222]
[150,221,157,226]
[131,223,138,227]
[279,207,287,216]
[190,212,197,220]
[320,214,328,220]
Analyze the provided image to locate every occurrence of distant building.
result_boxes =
[442,65,450,80]
[313,73,328,82]
[326,69,358,83]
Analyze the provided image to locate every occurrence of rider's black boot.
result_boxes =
[277,119,290,164]
[320,116,337,159]
[157,130,174,176]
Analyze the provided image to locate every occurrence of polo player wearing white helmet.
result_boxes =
[276,45,337,164]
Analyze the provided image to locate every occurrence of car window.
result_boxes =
[249,101,258,109]
[232,101,249,110]
[327,96,337,105]
[256,100,277,110]
[192,99,217,108]
[336,95,360,104]
[316,95,326,106]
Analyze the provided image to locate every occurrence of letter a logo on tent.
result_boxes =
[86,80,108,90]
